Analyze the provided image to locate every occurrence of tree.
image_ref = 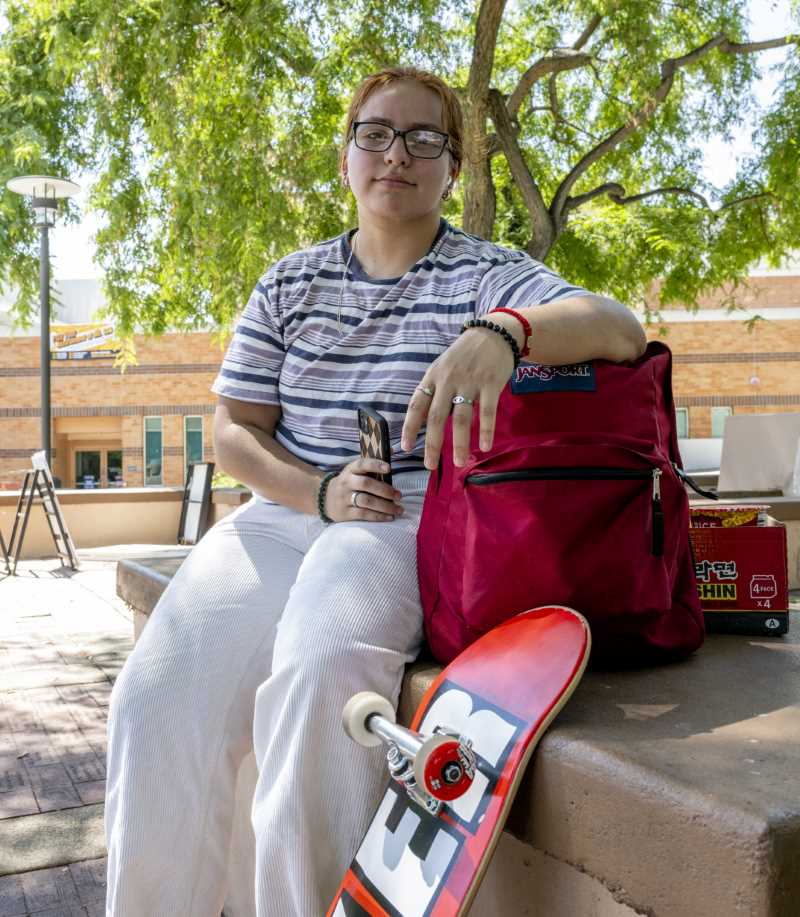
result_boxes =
[0,0,798,335]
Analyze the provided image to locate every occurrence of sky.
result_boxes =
[24,2,800,280]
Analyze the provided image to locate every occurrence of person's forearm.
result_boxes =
[495,295,647,365]
[214,421,324,514]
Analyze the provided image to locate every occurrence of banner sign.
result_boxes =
[50,323,121,360]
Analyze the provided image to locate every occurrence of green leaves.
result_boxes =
[0,0,798,332]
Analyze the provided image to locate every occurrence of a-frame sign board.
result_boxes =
[0,529,9,575]
[6,451,79,575]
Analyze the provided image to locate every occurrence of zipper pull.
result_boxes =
[652,468,662,501]
[651,469,664,556]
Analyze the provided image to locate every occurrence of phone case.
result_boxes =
[357,407,393,485]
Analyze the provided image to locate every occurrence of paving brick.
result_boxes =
[18,865,80,911]
[67,860,105,906]
[22,904,86,917]
[0,788,38,820]
[0,873,26,916]
[73,783,104,807]
[62,761,104,786]
[0,770,29,794]
[82,688,110,709]
[12,750,61,770]
[24,767,72,792]
[30,786,83,814]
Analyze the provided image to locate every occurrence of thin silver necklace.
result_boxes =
[337,230,358,336]
[337,226,446,335]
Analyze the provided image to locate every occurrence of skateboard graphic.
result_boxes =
[327,605,591,917]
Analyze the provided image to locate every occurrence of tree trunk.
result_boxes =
[462,0,507,239]
[462,99,496,238]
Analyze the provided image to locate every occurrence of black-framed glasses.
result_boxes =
[351,121,450,159]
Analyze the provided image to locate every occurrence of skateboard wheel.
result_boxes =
[342,691,396,747]
[415,735,475,802]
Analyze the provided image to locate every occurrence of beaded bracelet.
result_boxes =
[461,319,521,369]
[489,307,531,358]
[317,470,339,524]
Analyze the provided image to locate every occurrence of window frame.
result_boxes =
[184,415,204,480]
[143,415,163,486]
[675,407,689,439]
[710,406,732,439]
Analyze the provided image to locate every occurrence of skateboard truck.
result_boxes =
[342,692,477,815]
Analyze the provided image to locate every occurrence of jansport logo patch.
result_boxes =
[511,362,596,394]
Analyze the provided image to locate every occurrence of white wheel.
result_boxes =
[342,691,396,747]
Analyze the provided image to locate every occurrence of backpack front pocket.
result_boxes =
[458,446,677,634]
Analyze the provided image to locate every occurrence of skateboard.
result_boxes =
[327,605,591,917]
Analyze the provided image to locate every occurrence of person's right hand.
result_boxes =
[323,457,404,522]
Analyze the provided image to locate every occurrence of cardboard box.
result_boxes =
[689,515,789,636]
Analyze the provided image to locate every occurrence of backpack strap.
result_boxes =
[647,340,719,501]
[673,464,719,501]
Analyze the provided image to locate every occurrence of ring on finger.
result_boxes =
[451,394,474,406]
[351,490,362,508]
[417,385,435,397]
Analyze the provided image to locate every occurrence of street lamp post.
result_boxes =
[6,175,81,471]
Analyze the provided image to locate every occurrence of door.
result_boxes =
[75,451,101,488]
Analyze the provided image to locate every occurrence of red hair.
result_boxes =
[339,67,464,173]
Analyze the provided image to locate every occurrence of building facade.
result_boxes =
[1,272,798,489]
[0,331,220,489]
[640,272,800,439]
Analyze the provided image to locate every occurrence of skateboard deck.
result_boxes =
[328,605,590,917]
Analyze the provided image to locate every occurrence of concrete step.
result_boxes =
[0,805,105,877]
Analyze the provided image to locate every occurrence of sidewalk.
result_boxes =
[1,554,798,917]
[0,556,135,916]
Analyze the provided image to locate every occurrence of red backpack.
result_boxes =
[417,341,705,666]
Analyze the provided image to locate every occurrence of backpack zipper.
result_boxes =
[466,466,665,557]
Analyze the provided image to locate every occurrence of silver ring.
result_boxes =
[451,394,474,406]
[417,385,435,397]
[351,491,361,508]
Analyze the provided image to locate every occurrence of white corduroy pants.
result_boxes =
[105,471,429,917]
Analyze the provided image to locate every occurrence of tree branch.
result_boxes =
[545,11,603,122]
[487,88,554,258]
[507,50,593,120]
[573,12,603,50]
[550,32,800,227]
[563,182,775,215]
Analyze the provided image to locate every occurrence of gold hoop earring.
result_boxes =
[442,183,453,201]
[341,174,350,189]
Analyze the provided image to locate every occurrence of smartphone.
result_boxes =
[357,406,393,486]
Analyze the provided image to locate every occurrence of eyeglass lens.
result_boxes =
[354,122,447,159]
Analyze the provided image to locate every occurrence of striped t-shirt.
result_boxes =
[211,219,588,473]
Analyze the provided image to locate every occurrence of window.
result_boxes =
[675,407,689,439]
[144,416,163,485]
[107,449,123,486]
[711,406,732,439]
[184,416,203,479]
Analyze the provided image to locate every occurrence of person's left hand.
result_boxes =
[401,324,518,469]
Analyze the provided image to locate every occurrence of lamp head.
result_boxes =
[6,175,80,228]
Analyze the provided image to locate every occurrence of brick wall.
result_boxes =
[647,274,800,310]
[1,275,799,487]
[0,331,223,487]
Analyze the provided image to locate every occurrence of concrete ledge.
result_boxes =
[0,486,251,559]
[400,627,800,916]
[118,557,800,917]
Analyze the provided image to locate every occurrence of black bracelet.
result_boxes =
[317,471,339,524]
[461,318,521,369]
